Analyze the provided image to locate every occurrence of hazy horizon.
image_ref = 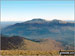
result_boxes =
[1,18,75,22]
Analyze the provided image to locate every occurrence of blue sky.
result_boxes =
[1,1,74,21]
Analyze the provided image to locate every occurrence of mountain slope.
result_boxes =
[2,19,74,38]
[2,19,75,49]
[1,36,63,50]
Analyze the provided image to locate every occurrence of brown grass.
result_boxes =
[0,50,59,55]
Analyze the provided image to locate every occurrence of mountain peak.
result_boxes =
[52,19,61,22]
[51,19,68,24]
[25,18,47,23]
[31,18,46,21]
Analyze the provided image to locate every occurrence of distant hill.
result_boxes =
[2,19,75,50]
[1,36,63,50]
[1,21,19,29]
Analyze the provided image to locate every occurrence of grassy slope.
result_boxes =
[1,36,63,50]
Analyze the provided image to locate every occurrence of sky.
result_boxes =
[1,1,74,22]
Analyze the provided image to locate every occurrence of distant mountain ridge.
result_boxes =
[2,18,74,50]
[24,19,75,23]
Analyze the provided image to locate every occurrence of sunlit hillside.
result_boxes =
[1,36,63,50]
